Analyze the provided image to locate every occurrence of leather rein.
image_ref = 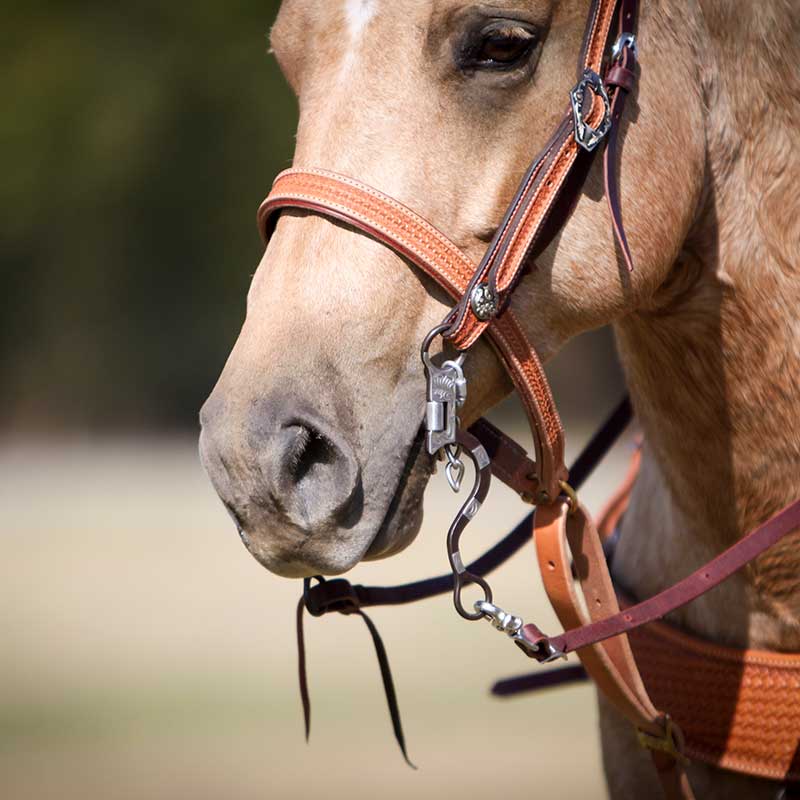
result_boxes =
[256,0,800,796]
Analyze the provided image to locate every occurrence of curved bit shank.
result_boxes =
[447,428,494,619]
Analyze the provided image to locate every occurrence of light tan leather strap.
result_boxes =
[534,500,695,800]
[258,168,567,501]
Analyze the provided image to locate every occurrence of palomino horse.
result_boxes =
[200,1,800,797]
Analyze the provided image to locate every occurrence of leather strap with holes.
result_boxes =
[522,498,800,658]
[534,501,695,799]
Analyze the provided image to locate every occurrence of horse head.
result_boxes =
[199,0,704,577]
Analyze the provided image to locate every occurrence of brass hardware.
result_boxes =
[636,717,690,766]
[558,480,578,514]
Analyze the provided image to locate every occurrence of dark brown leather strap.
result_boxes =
[522,497,800,658]
[603,22,638,272]
[469,418,540,501]
[297,585,416,768]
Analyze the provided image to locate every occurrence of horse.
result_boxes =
[199,1,800,797]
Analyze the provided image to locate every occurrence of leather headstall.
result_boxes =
[255,0,800,797]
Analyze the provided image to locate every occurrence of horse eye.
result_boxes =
[472,26,537,68]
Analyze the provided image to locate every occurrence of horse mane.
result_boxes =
[696,0,800,276]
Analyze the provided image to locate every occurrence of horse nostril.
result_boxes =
[273,417,362,530]
[285,424,337,484]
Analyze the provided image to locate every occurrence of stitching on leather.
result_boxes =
[632,623,800,781]
[265,172,566,484]
[445,157,548,344]
[272,171,475,281]
[582,0,603,70]
[445,126,566,344]
[584,0,615,72]
[265,192,469,292]
[267,179,475,284]
[275,179,468,275]
[642,619,800,668]
[283,169,467,260]
[495,135,577,294]
[451,131,575,350]
[494,313,562,447]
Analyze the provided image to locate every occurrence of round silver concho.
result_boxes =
[470,282,499,321]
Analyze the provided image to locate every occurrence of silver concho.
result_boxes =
[470,283,499,321]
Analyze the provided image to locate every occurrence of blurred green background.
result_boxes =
[1,3,624,798]
[3,0,295,430]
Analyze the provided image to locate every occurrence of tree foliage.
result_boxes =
[1,1,295,429]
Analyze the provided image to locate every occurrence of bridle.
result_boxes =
[255,1,800,797]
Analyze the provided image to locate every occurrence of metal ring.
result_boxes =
[453,572,493,621]
[558,480,578,514]
[420,322,452,371]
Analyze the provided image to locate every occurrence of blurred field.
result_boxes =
[0,404,633,800]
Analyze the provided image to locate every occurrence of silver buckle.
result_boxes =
[570,69,611,152]
[612,32,637,61]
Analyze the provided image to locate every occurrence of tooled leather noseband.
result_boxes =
[256,1,800,797]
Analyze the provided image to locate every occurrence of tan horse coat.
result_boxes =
[200,2,800,796]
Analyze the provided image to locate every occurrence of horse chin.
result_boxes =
[234,426,434,578]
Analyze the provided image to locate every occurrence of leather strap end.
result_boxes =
[606,64,636,93]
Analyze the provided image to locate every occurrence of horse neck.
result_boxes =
[609,0,800,651]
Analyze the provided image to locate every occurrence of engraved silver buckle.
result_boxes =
[421,324,467,455]
[570,69,611,152]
